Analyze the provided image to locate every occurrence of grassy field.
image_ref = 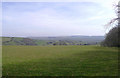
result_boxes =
[2,45,118,76]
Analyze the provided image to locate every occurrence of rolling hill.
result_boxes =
[2,37,46,46]
[29,36,105,45]
[2,36,104,46]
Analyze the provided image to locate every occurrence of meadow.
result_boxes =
[2,45,118,76]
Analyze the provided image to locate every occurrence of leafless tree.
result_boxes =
[101,1,120,47]
[105,1,120,28]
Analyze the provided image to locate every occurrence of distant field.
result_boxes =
[2,45,118,76]
[2,36,104,46]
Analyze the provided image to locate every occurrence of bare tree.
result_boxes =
[106,1,120,27]
[101,1,120,47]
[118,1,120,26]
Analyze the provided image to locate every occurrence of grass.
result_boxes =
[2,37,11,42]
[2,45,118,76]
[34,40,47,45]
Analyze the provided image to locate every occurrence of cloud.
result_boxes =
[2,1,118,37]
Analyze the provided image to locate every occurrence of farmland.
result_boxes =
[2,45,118,76]
[2,36,104,46]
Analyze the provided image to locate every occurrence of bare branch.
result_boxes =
[105,1,119,29]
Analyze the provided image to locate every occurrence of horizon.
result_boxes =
[0,35,105,38]
[2,0,118,37]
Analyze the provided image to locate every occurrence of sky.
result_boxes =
[2,0,119,37]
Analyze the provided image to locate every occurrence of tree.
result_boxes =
[101,1,120,47]
[101,26,120,47]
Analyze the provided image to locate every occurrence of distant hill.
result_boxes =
[29,36,104,41]
[2,36,104,46]
[29,36,104,44]
[2,37,46,46]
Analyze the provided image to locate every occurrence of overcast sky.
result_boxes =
[2,0,119,37]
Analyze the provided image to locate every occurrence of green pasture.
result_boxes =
[2,45,118,76]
